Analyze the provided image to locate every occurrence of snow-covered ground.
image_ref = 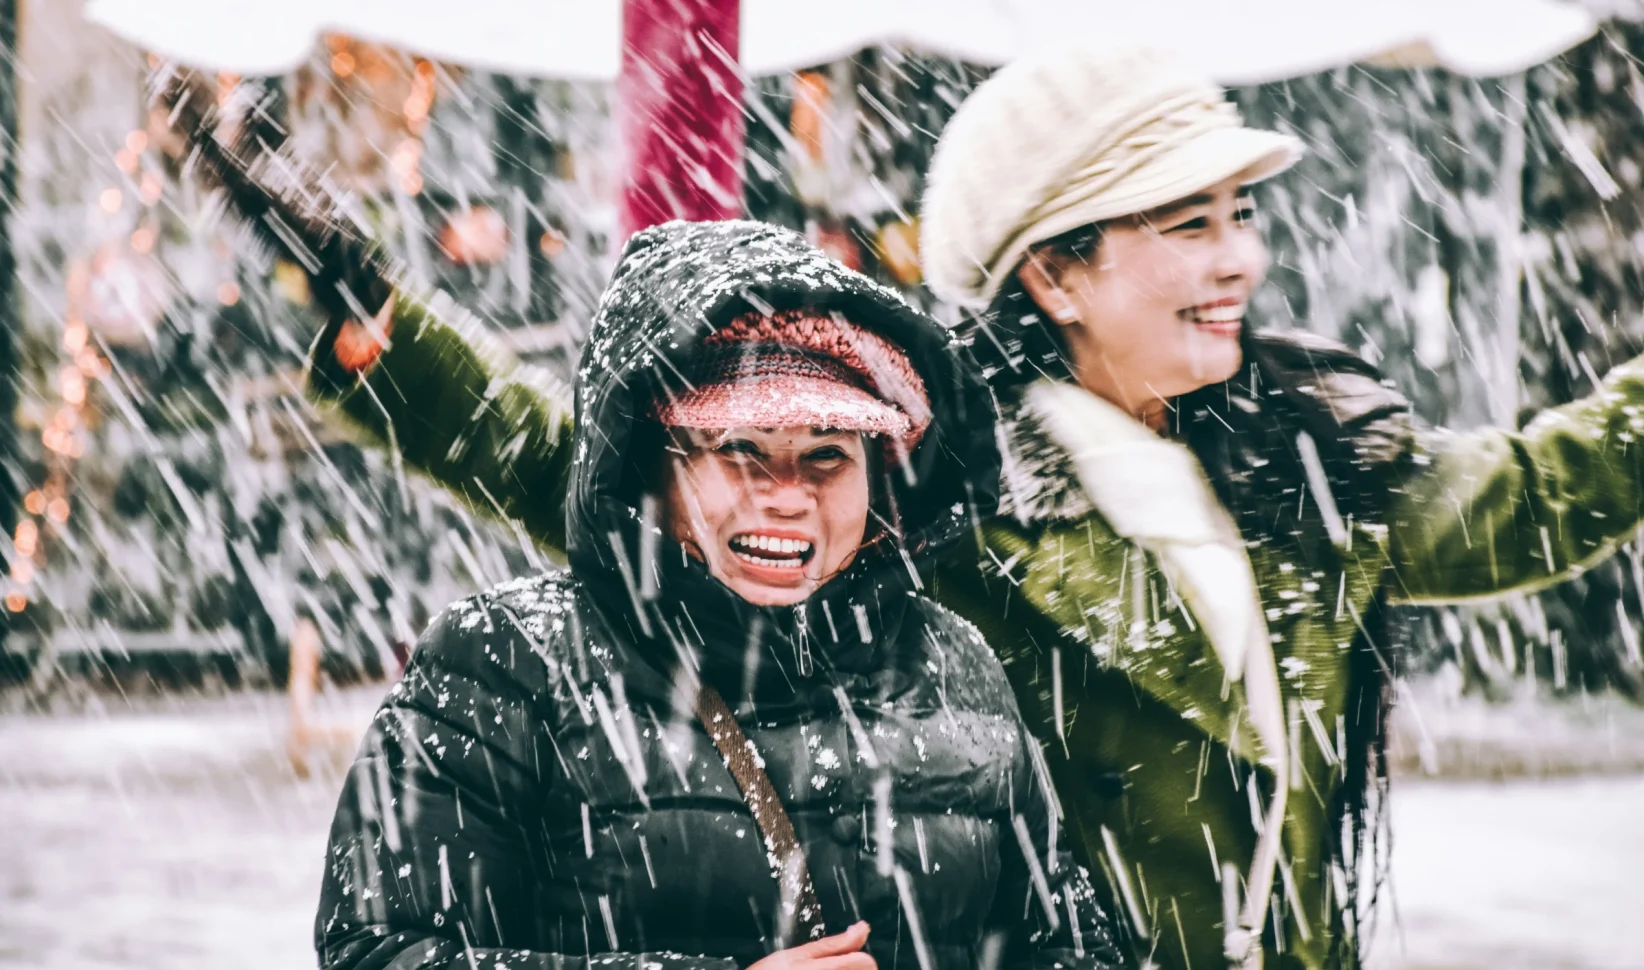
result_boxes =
[1375,775,1644,970]
[1,685,1640,970]
[0,687,376,970]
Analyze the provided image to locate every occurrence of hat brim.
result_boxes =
[1110,125,1304,209]
[656,375,914,440]
[979,126,1305,305]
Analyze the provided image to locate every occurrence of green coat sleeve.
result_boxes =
[1388,353,1644,603]
[306,289,576,556]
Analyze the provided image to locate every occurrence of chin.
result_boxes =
[1208,350,1243,384]
[1185,344,1242,390]
[729,582,813,607]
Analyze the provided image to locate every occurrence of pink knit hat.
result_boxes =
[654,310,932,451]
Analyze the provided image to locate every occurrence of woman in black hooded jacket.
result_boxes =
[314,221,1124,970]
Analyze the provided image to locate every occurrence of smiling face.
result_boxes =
[661,426,872,607]
[1017,174,1270,428]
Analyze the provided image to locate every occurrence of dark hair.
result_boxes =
[957,223,1104,387]
[1175,338,1403,969]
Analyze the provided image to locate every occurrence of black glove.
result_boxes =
[153,67,399,387]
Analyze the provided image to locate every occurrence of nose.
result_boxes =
[753,467,816,518]
[1213,224,1269,284]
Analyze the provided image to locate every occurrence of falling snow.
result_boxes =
[1,3,1643,970]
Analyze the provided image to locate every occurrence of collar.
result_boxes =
[1020,380,1239,546]
[999,379,1259,683]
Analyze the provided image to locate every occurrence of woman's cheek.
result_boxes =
[689,464,737,526]
[668,460,733,552]
[821,469,872,550]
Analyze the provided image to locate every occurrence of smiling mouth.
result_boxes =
[727,533,816,571]
[1179,301,1245,333]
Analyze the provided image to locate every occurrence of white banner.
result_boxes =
[85,0,1597,83]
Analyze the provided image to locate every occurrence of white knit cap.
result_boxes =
[920,47,1305,310]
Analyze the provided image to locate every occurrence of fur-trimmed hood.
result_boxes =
[995,380,1272,680]
[994,383,1094,524]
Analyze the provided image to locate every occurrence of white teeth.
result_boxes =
[730,535,813,559]
[732,550,800,568]
[1190,303,1245,323]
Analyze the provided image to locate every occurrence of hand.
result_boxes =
[747,921,875,970]
[332,296,396,374]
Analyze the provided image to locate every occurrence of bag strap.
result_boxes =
[693,684,828,945]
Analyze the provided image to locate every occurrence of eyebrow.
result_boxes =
[1142,186,1258,224]
[1151,193,1215,220]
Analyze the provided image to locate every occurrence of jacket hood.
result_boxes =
[565,221,999,687]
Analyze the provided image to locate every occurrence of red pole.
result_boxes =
[617,0,744,238]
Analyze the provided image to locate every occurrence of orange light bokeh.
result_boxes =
[875,220,923,287]
[14,520,38,558]
[60,367,86,407]
[439,207,510,265]
[792,72,831,162]
[63,322,88,354]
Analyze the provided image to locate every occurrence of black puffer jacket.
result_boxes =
[315,221,1124,970]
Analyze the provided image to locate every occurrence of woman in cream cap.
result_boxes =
[917,44,1644,970]
[920,46,1303,412]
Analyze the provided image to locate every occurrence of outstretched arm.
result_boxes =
[306,288,576,556]
[164,83,577,559]
[1388,354,1644,603]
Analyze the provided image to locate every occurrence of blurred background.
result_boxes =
[0,1,1642,967]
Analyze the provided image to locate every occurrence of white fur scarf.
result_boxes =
[1024,379,1289,968]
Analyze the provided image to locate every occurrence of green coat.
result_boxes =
[310,293,1644,970]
